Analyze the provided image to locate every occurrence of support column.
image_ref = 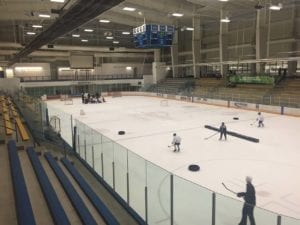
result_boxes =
[192,15,202,78]
[256,9,268,73]
[288,3,298,76]
[171,30,179,78]
[154,49,161,62]
[219,9,229,77]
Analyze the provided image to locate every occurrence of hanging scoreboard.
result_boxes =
[133,24,175,48]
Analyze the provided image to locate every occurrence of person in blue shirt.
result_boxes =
[219,122,227,140]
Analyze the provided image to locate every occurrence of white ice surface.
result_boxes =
[47,96,300,219]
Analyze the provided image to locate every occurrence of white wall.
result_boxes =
[58,63,152,78]
[99,63,152,75]
[12,63,51,78]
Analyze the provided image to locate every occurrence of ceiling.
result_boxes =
[0,0,296,64]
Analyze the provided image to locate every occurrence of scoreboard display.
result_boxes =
[133,24,175,48]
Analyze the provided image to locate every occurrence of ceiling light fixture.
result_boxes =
[81,39,88,42]
[172,13,184,17]
[269,4,282,10]
[99,19,110,23]
[220,17,230,23]
[38,14,51,18]
[50,0,65,2]
[122,31,130,35]
[26,32,36,35]
[123,7,136,11]
[32,25,43,28]
[113,41,119,44]
[72,34,80,37]
[186,27,194,31]
[106,36,114,40]
[84,29,94,32]
[218,0,228,2]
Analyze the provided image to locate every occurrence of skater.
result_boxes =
[96,92,101,103]
[219,122,227,140]
[171,133,181,152]
[257,112,264,127]
[81,92,84,103]
[237,176,256,225]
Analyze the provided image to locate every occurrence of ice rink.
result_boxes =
[47,96,300,219]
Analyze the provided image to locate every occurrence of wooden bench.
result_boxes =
[15,117,29,141]
[3,113,13,135]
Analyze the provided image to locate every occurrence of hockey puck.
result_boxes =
[118,131,125,135]
[188,164,200,172]
[233,117,239,120]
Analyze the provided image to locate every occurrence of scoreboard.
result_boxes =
[133,24,175,48]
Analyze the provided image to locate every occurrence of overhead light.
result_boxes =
[113,41,119,44]
[26,32,36,35]
[269,4,282,10]
[221,17,230,23]
[81,39,88,42]
[58,67,72,71]
[84,29,94,32]
[123,7,136,11]
[32,25,43,28]
[99,19,110,23]
[218,0,228,1]
[38,14,51,18]
[122,31,130,35]
[172,13,184,17]
[106,36,114,40]
[126,66,132,70]
[72,34,80,37]
[186,27,194,31]
[50,0,65,2]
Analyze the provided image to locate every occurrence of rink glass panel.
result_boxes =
[174,175,213,225]
[146,161,171,225]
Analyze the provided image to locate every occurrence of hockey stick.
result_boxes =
[250,119,257,126]
[222,182,237,194]
[204,132,219,140]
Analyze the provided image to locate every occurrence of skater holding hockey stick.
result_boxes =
[171,133,181,152]
[237,176,256,225]
[256,112,264,127]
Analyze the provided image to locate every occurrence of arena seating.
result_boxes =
[61,157,120,225]
[7,140,36,225]
[27,147,71,225]
[44,152,97,225]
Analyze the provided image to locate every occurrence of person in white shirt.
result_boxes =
[171,133,181,152]
[257,112,264,127]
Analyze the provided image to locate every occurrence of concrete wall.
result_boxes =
[0,78,20,94]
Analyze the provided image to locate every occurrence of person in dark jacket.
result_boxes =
[237,176,256,225]
[219,122,227,140]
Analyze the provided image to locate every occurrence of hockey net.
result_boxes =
[60,94,73,105]
[160,99,168,106]
[49,115,61,134]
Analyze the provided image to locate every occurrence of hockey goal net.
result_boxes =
[160,99,168,106]
[60,94,73,105]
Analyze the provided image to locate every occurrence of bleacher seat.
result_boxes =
[27,147,70,225]
[7,140,36,225]
[44,152,97,225]
[61,157,120,225]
